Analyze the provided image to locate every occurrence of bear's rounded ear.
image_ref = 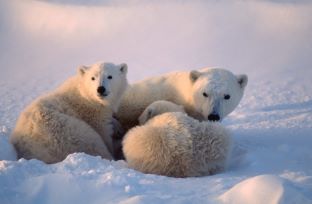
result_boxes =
[120,63,128,75]
[190,70,201,82]
[144,108,155,123]
[147,108,154,118]
[78,65,88,76]
[236,74,248,88]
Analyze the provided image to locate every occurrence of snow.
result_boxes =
[1,0,312,203]
[219,175,311,204]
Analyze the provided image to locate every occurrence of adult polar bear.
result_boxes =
[10,62,128,163]
[117,68,248,130]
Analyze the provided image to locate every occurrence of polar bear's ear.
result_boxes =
[119,63,128,75]
[237,74,248,88]
[78,65,88,76]
[146,108,155,121]
[190,70,202,82]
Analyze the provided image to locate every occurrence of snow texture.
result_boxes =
[1,0,312,203]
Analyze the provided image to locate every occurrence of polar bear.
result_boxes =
[138,100,185,125]
[116,68,248,130]
[10,62,128,163]
[123,110,232,178]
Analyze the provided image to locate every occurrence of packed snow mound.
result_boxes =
[0,153,223,204]
[0,153,132,204]
[219,175,310,204]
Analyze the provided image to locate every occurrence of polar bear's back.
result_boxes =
[123,112,194,177]
[11,77,81,141]
[117,71,191,129]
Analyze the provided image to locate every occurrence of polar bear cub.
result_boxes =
[138,100,185,125]
[123,102,232,177]
[10,62,128,163]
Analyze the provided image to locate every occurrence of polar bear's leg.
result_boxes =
[111,117,126,160]
[47,111,113,162]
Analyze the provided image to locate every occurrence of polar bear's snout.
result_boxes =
[97,86,109,97]
[208,113,220,121]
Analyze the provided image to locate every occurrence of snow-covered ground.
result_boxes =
[1,0,312,203]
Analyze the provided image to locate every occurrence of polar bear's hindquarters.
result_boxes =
[123,126,172,175]
[192,122,232,175]
[11,106,113,163]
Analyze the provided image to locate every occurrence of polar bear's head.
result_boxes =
[78,62,128,112]
[190,68,248,121]
[139,100,185,125]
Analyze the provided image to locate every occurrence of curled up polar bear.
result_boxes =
[123,101,233,178]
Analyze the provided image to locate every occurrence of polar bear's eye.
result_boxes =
[203,92,208,98]
[108,75,113,79]
[91,77,95,81]
[224,94,231,100]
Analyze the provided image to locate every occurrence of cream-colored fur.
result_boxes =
[117,68,248,130]
[123,112,232,178]
[10,62,128,163]
[138,100,185,125]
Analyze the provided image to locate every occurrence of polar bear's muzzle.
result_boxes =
[207,100,221,121]
[97,86,109,97]
[207,113,220,121]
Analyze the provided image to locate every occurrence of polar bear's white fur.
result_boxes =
[117,68,248,130]
[10,62,128,163]
[123,111,232,178]
[138,100,185,125]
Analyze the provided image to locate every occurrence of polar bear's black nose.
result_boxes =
[208,114,220,121]
[97,86,106,95]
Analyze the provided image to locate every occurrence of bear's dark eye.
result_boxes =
[224,94,231,100]
[91,77,95,81]
[203,92,208,98]
[108,75,113,79]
